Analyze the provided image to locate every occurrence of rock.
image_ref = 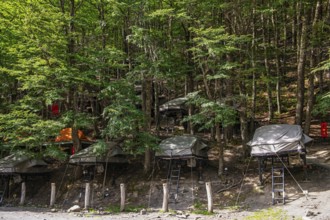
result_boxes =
[175,211,189,219]
[176,210,183,215]
[176,214,189,219]
[140,208,147,215]
[305,210,317,217]
[50,208,58,212]
[67,205,81,212]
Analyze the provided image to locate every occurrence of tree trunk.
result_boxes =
[216,123,223,177]
[144,78,153,126]
[225,55,234,141]
[305,0,321,134]
[250,3,257,136]
[72,91,81,152]
[154,81,160,133]
[296,1,302,61]
[272,9,282,114]
[238,79,249,157]
[184,26,195,135]
[304,72,314,135]
[261,13,273,121]
[143,77,153,174]
[240,110,249,157]
[295,8,308,126]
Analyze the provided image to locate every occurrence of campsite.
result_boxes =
[0,122,329,220]
[1,0,330,219]
[0,136,329,220]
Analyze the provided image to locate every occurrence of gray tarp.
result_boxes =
[156,135,208,159]
[0,154,50,174]
[248,124,313,157]
[159,97,188,112]
[69,142,127,165]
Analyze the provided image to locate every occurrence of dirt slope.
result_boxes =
[1,134,330,220]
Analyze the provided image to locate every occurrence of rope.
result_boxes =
[147,153,157,209]
[235,156,252,206]
[253,142,310,198]
[190,159,194,206]
[57,161,72,209]
[102,151,110,192]
[274,152,308,200]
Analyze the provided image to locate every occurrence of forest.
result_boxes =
[0,0,330,176]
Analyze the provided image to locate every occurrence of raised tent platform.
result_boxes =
[69,141,128,165]
[156,135,209,160]
[248,124,312,157]
[248,124,313,184]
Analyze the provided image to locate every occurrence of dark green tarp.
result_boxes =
[69,142,128,165]
[156,135,208,159]
[0,154,51,174]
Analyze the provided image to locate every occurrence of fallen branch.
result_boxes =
[216,179,242,193]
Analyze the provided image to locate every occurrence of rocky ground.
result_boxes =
[0,134,329,220]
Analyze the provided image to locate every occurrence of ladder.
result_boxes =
[271,166,285,205]
[168,161,181,203]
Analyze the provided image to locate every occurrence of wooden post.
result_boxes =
[50,183,56,207]
[206,182,213,213]
[20,182,26,205]
[120,183,126,212]
[162,183,169,212]
[84,183,91,209]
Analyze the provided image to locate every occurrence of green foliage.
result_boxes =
[43,145,67,161]
[104,204,146,213]
[192,200,213,215]
[89,140,108,157]
[101,80,143,139]
[0,109,64,157]
[0,0,329,164]
[244,208,294,220]
[312,92,330,119]
[183,92,238,131]
[123,132,160,155]
[60,111,94,130]
[101,80,159,154]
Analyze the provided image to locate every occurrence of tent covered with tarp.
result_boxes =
[69,141,128,165]
[0,154,52,174]
[248,124,313,157]
[159,97,188,113]
[156,135,209,159]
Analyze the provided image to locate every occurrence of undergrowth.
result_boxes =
[244,208,301,220]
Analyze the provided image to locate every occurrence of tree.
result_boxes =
[0,109,65,159]
[186,25,244,176]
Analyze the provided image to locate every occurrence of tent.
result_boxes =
[69,141,128,165]
[48,128,95,154]
[248,124,313,157]
[248,124,313,184]
[0,154,52,175]
[159,97,188,113]
[156,135,209,159]
[55,128,90,142]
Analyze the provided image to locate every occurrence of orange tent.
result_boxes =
[55,128,88,142]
